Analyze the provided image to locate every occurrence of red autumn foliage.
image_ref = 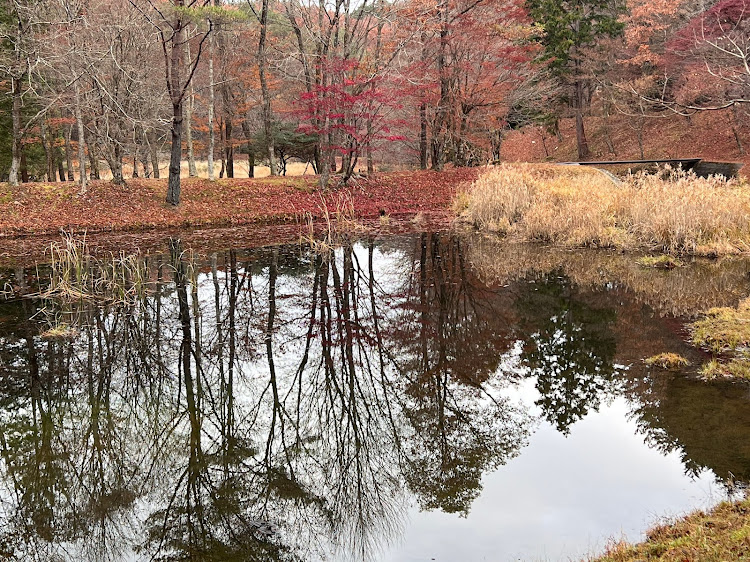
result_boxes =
[0,169,480,238]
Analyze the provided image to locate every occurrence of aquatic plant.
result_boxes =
[39,232,152,303]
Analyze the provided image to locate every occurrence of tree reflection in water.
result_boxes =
[0,234,532,560]
[2,232,748,560]
[515,271,624,435]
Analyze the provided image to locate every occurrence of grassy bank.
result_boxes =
[592,497,750,561]
[457,163,750,256]
[0,168,479,238]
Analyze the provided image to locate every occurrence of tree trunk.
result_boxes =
[419,102,428,170]
[105,145,124,185]
[241,120,254,178]
[65,125,75,181]
[87,140,100,180]
[259,0,277,176]
[207,44,215,181]
[41,121,54,182]
[148,132,160,179]
[140,146,151,178]
[167,99,184,205]
[57,140,66,182]
[20,150,28,183]
[75,83,87,193]
[225,118,234,178]
[185,40,197,177]
[431,11,449,172]
[574,72,590,161]
[166,5,185,206]
[219,116,226,178]
[8,77,22,186]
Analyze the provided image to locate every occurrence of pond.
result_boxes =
[1,230,750,561]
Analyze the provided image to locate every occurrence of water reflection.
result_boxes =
[515,272,624,435]
[0,232,748,560]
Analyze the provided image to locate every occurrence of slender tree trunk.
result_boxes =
[148,132,160,179]
[65,125,75,181]
[167,100,184,205]
[57,139,66,182]
[87,140,100,180]
[74,83,87,193]
[208,43,215,181]
[219,117,226,178]
[573,56,589,161]
[259,0,276,176]
[8,77,22,186]
[20,151,28,183]
[166,9,185,206]
[241,120,254,178]
[41,121,54,182]
[431,11,449,171]
[225,119,234,178]
[185,40,197,177]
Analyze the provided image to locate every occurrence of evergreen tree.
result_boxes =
[525,0,626,159]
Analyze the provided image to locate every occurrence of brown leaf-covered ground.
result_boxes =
[0,168,479,238]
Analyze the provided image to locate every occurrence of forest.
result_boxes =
[1,0,748,205]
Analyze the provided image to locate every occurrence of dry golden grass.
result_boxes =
[592,498,750,561]
[459,163,750,256]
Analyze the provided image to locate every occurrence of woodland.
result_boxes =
[0,0,749,206]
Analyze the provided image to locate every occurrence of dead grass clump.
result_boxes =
[644,353,690,370]
[593,498,750,561]
[622,170,750,255]
[460,164,750,255]
[41,232,151,303]
[458,164,539,234]
[40,322,78,340]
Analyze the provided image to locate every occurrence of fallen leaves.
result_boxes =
[0,168,480,238]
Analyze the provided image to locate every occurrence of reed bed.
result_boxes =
[300,192,367,255]
[40,233,153,303]
[458,163,750,256]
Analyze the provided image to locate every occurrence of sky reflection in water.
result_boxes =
[0,232,748,562]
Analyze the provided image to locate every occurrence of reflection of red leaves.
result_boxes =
[0,168,480,238]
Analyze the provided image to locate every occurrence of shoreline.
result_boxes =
[0,168,479,239]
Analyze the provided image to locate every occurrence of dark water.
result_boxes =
[1,232,750,561]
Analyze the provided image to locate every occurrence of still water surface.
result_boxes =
[1,231,749,561]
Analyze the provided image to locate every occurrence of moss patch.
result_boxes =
[689,298,750,380]
[637,255,685,269]
[690,298,750,354]
[644,353,690,370]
